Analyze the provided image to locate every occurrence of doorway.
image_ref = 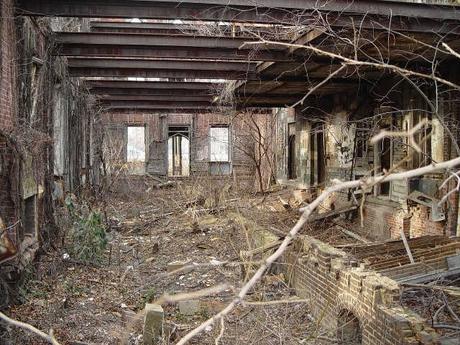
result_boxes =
[310,124,326,186]
[168,126,190,177]
[287,122,296,180]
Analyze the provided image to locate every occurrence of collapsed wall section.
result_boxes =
[282,236,440,345]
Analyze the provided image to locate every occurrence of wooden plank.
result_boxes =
[308,205,357,222]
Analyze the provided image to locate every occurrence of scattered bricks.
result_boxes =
[167,260,192,273]
[405,337,421,345]
[416,330,437,345]
[178,300,201,316]
[143,303,164,345]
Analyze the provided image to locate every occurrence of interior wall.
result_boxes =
[101,111,272,187]
[275,78,458,240]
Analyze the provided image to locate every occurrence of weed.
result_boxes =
[65,196,108,264]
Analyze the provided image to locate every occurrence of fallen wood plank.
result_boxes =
[308,205,357,222]
[400,226,415,264]
[156,181,176,189]
[330,221,370,243]
[397,267,460,284]
[240,240,283,259]
[336,227,370,244]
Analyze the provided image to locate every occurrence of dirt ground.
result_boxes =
[1,178,330,345]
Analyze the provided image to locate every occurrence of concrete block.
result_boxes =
[178,300,200,316]
[143,303,164,345]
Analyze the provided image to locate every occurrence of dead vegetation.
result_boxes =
[0,178,331,345]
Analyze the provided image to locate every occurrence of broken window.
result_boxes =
[126,126,146,174]
[168,126,190,177]
[209,126,231,175]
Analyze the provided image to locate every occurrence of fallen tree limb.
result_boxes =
[175,156,460,345]
[0,311,61,345]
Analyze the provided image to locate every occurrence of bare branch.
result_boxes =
[176,156,460,344]
[0,311,61,345]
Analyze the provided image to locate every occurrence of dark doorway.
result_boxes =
[337,309,362,345]
[310,124,326,186]
[380,136,391,195]
[287,122,296,180]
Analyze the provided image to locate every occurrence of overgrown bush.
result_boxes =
[65,196,108,264]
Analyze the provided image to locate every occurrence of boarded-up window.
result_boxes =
[127,126,146,163]
[209,126,229,162]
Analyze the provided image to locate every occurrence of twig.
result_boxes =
[214,317,225,345]
[0,311,61,345]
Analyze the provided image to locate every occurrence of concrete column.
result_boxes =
[143,303,164,345]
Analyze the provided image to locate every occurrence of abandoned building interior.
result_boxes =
[1,1,460,344]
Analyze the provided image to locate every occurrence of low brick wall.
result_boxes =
[281,236,439,345]
[327,191,445,241]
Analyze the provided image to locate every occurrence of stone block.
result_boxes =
[178,300,201,316]
[143,303,164,345]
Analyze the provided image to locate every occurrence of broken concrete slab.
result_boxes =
[178,300,200,316]
[143,303,164,345]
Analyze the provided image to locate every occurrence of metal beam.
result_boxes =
[96,93,301,105]
[105,107,219,113]
[101,101,217,109]
[88,19,460,37]
[89,21,288,36]
[90,22,201,34]
[58,45,291,61]
[68,58,258,80]
[16,0,460,22]
[54,32,290,61]
[86,80,221,90]
[97,94,214,102]
[91,88,216,96]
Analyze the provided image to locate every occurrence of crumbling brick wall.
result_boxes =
[1,11,96,291]
[0,0,20,264]
[282,236,440,345]
[0,0,16,130]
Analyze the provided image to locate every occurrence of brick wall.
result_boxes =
[0,0,16,130]
[282,236,440,345]
[328,192,446,241]
[0,0,19,255]
[101,110,267,183]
